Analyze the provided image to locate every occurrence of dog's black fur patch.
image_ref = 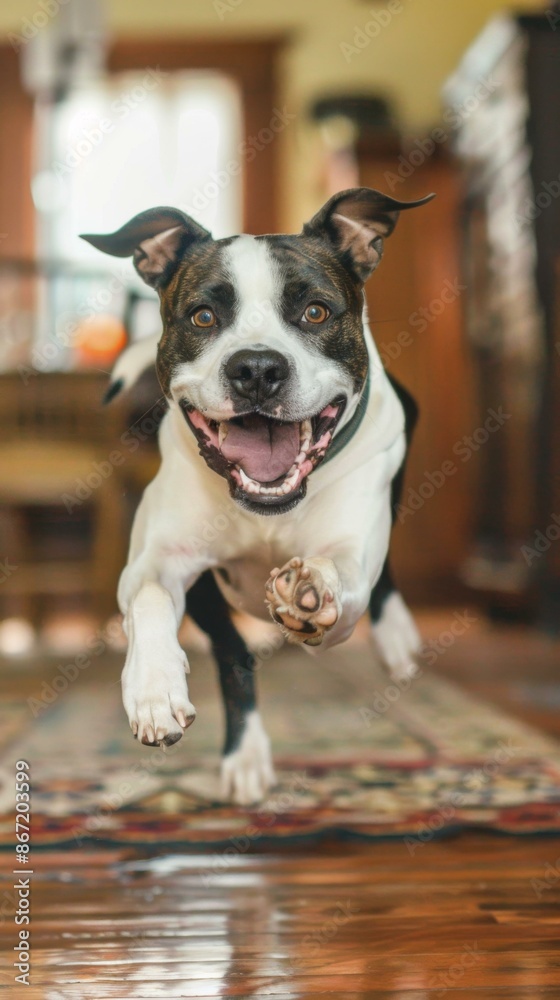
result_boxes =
[156,238,237,397]
[261,235,368,392]
[369,373,419,624]
[187,570,256,755]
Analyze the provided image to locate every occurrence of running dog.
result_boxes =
[82,186,434,804]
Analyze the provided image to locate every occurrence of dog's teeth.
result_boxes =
[300,419,312,449]
[218,422,228,448]
[239,468,252,488]
[281,468,299,494]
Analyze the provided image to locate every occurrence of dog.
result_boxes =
[82,186,434,804]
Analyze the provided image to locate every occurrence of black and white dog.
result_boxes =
[82,187,434,804]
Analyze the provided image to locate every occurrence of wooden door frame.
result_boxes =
[108,38,286,236]
[0,36,285,261]
[0,46,34,260]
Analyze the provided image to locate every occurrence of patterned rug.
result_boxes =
[1,641,560,849]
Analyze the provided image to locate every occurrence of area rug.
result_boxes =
[1,641,560,848]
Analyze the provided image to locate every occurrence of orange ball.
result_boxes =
[74,313,127,366]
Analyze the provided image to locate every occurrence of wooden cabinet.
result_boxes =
[357,140,474,601]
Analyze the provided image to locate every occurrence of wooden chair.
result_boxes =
[0,372,128,622]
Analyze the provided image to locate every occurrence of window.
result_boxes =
[25,70,242,368]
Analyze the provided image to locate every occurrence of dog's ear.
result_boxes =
[303,188,435,282]
[80,207,212,289]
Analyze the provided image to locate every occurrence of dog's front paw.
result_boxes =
[122,652,196,747]
[265,556,340,646]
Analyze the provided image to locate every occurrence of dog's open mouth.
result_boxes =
[180,398,346,513]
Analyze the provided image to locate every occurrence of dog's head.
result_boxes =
[82,188,434,514]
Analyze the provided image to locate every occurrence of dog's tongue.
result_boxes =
[220,415,300,483]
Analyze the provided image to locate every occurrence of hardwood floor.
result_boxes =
[1,614,559,997]
[2,837,560,997]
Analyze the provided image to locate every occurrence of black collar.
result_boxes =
[321,369,370,466]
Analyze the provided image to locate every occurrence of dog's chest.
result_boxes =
[213,550,288,620]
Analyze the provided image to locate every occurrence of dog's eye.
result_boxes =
[191,307,216,329]
[302,303,330,325]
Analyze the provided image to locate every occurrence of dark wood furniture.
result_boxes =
[444,13,560,628]
[355,137,473,602]
[0,372,129,621]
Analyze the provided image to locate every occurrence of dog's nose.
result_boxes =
[225,348,290,404]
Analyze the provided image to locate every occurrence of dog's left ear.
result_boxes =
[80,207,212,289]
[303,187,435,282]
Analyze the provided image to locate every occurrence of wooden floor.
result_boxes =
[1,614,560,998]
[2,836,560,999]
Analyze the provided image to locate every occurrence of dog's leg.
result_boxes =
[369,559,422,681]
[187,571,275,805]
[120,572,196,747]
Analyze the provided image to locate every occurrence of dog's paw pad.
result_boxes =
[265,557,339,645]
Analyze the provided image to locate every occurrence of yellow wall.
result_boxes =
[1,0,545,229]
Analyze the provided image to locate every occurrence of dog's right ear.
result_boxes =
[80,207,212,289]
